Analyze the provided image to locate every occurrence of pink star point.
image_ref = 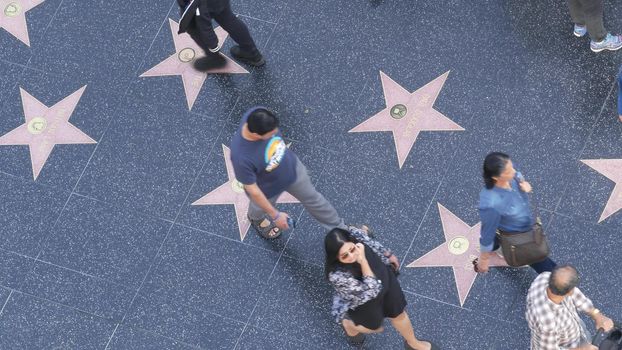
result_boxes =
[581,159,622,222]
[0,85,96,180]
[0,0,45,46]
[140,19,249,110]
[407,203,507,307]
[192,144,299,241]
[350,70,463,168]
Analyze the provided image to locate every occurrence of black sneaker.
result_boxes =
[230,45,265,67]
[193,54,226,71]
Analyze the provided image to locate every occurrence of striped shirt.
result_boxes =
[525,272,594,350]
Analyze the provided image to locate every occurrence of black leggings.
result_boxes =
[187,1,257,53]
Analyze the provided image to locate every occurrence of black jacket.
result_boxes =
[177,0,227,15]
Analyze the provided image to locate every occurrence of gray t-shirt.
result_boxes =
[230,108,298,199]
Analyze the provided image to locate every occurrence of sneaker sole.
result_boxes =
[250,58,266,67]
[233,57,266,67]
[591,44,622,52]
[248,58,266,67]
[574,32,586,37]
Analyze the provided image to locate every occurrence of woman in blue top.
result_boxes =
[474,152,557,274]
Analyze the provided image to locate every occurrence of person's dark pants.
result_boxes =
[493,238,557,274]
[187,1,258,54]
[567,0,607,42]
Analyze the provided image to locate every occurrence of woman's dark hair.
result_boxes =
[482,152,511,189]
[247,108,279,135]
[324,228,361,279]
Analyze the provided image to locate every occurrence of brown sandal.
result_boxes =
[248,216,281,239]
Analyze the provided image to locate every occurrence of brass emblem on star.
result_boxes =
[178,48,196,63]
[231,180,245,194]
[390,104,407,119]
[448,236,469,255]
[27,117,47,135]
[4,2,20,17]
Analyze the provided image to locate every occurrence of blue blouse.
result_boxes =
[478,178,534,252]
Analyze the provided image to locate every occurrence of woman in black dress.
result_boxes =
[324,227,438,349]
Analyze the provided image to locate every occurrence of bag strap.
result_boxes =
[531,192,543,225]
[516,174,542,225]
[496,174,542,237]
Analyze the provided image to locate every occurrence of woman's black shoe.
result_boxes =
[346,332,365,346]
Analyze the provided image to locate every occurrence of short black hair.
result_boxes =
[247,108,279,135]
[548,265,579,296]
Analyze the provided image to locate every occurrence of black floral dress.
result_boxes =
[328,227,407,329]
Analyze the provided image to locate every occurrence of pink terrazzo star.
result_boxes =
[0,0,44,46]
[192,144,299,241]
[581,159,622,222]
[407,203,508,307]
[350,71,464,169]
[0,86,96,180]
[140,19,249,110]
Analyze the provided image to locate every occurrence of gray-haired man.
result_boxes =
[526,265,614,350]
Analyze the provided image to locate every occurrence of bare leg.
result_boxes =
[389,312,431,350]
[342,319,384,335]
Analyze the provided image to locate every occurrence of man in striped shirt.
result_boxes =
[526,265,614,350]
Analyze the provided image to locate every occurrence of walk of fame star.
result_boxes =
[581,159,622,222]
[192,144,299,241]
[407,203,508,307]
[140,19,249,110]
[350,71,464,169]
[0,86,96,180]
[0,0,44,46]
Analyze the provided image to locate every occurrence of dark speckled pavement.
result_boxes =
[1,0,621,349]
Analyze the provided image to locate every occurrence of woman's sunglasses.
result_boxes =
[340,246,356,260]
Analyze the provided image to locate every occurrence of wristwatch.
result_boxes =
[591,308,601,317]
